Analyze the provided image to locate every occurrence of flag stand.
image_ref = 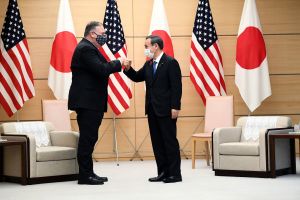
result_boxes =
[112,114,143,162]
[112,114,120,166]
[179,118,204,160]
[16,111,20,122]
[94,113,140,165]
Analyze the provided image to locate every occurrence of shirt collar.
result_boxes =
[153,52,164,64]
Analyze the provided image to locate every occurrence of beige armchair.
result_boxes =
[212,116,294,178]
[0,121,78,184]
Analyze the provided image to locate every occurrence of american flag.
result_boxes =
[190,0,226,105]
[99,0,132,115]
[0,0,35,117]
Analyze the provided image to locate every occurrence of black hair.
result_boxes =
[146,35,164,50]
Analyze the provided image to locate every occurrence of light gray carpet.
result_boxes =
[1,159,300,200]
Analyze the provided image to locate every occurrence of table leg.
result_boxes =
[20,143,27,185]
[290,139,296,174]
[269,136,276,178]
[0,146,3,182]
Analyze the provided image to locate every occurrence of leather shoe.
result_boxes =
[162,175,182,183]
[78,176,104,185]
[148,172,166,182]
[93,173,108,182]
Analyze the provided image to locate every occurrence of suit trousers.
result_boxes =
[147,104,181,177]
[76,108,104,178]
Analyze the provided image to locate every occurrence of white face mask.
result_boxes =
[144,48,154,59]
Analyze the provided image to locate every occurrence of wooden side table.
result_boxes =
[269,133,300,178]
[0,136,27,185]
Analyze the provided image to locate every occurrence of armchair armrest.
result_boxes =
[213,127,242,145]
[259,127,294,171]
[50,131,79,148]
[212,127,241,170]
[2,133,37,178]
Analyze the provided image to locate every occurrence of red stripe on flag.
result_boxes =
[16,43,34,97]
[98,47,110,61]
[18,40,34,82]
[114,52,121,59]
[7,50,32,99]
[0,73,22,110]
[108,79,129,110]
[108,95,121,115]
[213,43,226,92]
[98,45,132,115]
[0,92,13,117]
[191,42,220,94]
[0,0,35,117]
[113,73,132,98]
[205,48,222,93]
[214,43,223,66]
[190,72,206,105]
[206,45,226,93]
[190,56,214,96]
[0,53,25,102]
[121,46,127,57]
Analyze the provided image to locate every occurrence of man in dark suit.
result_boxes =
[124,35,182,183]
[68,21,128,185]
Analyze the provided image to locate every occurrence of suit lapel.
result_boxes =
[148,59,154,85]
[153,53,167,82]
[82,38,105,60]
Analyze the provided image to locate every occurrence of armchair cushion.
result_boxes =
[36,146,76,162]
[219,142,259,156]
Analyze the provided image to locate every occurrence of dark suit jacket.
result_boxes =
[68,38,121,112]
[124,53,182,117]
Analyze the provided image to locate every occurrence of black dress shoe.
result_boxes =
[93,173,108,182]
[162,175,182,183]
[148,172,166,182]
[78,176,104,185]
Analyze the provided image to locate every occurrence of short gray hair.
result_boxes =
[84,21,103,37]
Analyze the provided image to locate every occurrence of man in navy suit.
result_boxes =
[68,21,128,185]
[124,35,182,183]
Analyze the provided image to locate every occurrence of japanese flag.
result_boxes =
[235,0,271,112]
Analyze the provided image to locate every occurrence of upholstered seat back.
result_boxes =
[0,121,54,134]
[237,116,292,142]
[0,121,54,147]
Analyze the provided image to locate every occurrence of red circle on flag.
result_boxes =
[236,27,266,70]
[50,31,77,73]
[151,30,174,58]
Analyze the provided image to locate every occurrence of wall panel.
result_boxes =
[0,0,299,158]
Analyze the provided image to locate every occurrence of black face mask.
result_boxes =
[95,33,107,46]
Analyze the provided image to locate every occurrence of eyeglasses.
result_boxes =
[92,32,106,37]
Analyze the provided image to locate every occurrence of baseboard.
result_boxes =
[215,168,294,178]
[3,174,78,185]
[215,169,270,178]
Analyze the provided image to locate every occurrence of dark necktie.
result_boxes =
[153,61,157,76]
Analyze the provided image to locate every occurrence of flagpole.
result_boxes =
[112,114,120,166]
[16,110,20,122]
[248,108,251,117]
